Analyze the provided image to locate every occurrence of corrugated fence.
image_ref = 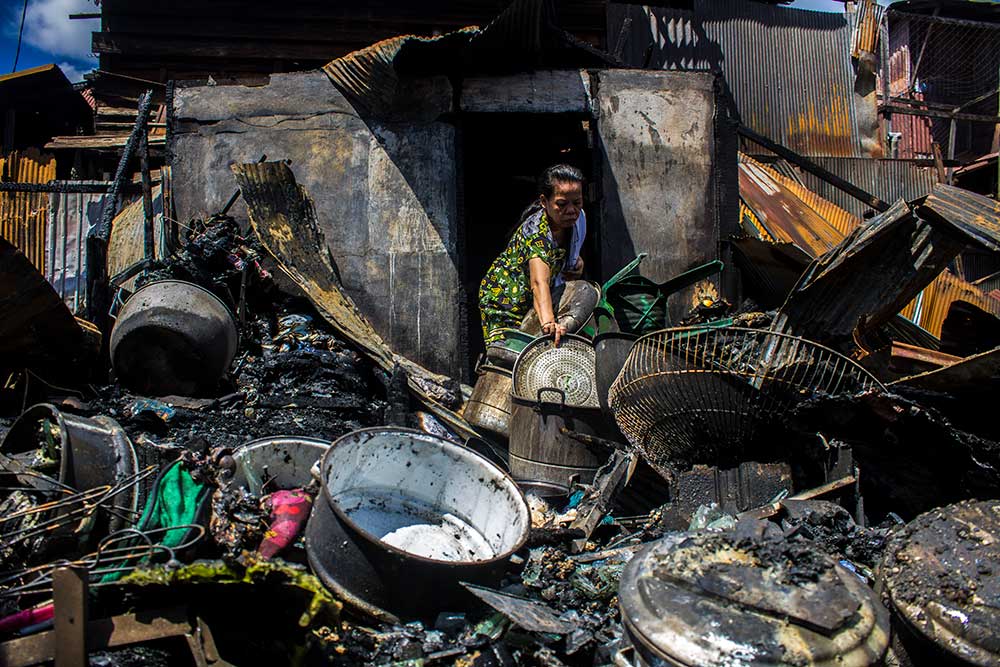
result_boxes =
[608,0,880,158]
[0,149,56,272]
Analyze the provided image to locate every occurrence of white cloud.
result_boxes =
[21,0,96,61]
[57,60,90,83]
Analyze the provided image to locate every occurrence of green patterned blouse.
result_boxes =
[478,209,566,343]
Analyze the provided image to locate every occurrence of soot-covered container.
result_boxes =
[617,531,890,667]
[878,499,1000,667]
[305,428,530,623]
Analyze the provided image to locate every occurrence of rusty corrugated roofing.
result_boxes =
[738,158,1000,339]
[613,0,879,158]
[900,269,1000,337]
[0,149,56,273]
[922,183,1000,253]
[323,0,610,117]
[793,157,938,218]
[851,0,884,58]
[738,154,859,256]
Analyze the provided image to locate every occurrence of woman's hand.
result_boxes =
[541,320,568,347]
[563,257,584,281]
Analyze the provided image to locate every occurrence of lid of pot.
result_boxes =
[618,532,890,667]
[511,334,598,408]
[880,499,1000,667]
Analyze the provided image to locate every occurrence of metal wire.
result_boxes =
[0,524,206,599]
[0,466,158,554]
[608,327,885,472]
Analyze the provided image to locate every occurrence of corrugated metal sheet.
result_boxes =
[323,30,473,115]
[738,154,860,256]
[0,149,56,273]
[45,185,112,314]
[611,0,879,157]
[900,269,1000,337]
[884,17,937,158]
[851,0,884,58]
[787,157,939,218]
[922,182,1000,252]
[737,157,996,338]
[323,0,605,117]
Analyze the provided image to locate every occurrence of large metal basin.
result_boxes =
[305,428,529,622]
[110,280,238,397]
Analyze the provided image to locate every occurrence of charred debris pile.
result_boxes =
[2,164,1000,667]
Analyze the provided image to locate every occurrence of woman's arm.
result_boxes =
[529,257,567,345]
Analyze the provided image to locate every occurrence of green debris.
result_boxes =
[119,556,341,627]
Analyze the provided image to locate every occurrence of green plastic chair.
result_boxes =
[589,254,725,336]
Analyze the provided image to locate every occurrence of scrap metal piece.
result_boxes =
[920,183,1000,253]
[462,584,576,635]
[0,605,232,667]
[879,499,1000,667]
[619,532,890,667]
[892,345,1000,392]
[774,185,1000,347]
[0,237,98,374]
[772,200,965,345]
[231,161,472,436]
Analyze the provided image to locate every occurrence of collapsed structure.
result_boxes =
[1,0,1000,665]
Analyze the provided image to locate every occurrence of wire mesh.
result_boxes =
[884,10,1000,161]
[608,327,885,473]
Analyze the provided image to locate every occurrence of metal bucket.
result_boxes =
[230,436,331,495]
[110,280,238,397]
[0,403,139,533]
[305,427,530,622]
[462,364,513,443]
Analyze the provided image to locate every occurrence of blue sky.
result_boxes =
[0,0,887,84]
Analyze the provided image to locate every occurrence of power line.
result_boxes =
[11,0,29,74]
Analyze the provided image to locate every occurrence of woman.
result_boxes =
[479,164,586,347]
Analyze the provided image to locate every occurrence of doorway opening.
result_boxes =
[460,112,595,377]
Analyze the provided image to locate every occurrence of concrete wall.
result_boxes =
[593,70,723,323]
[170,71,465,380]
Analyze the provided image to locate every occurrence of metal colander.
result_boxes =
[512,334,599,407]
[608,326,885,472]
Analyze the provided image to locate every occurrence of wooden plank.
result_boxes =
[53,567,88,667]
[46,135,166,150]
[881,103,1000,124]
[93,32,376,60]
[460,71,591,114]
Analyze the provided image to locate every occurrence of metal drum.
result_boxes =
[463,364,513,443]
[508,335,609,491]
[110,280,238,397]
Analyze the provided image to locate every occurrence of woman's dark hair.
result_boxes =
[516,164,585,224]
[538,164,584,198]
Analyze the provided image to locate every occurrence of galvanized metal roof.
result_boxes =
[611,0,881,158]
[787,157,939,218]
[738,154,860,256]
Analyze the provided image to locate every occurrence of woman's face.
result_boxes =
[540,180,583,230]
